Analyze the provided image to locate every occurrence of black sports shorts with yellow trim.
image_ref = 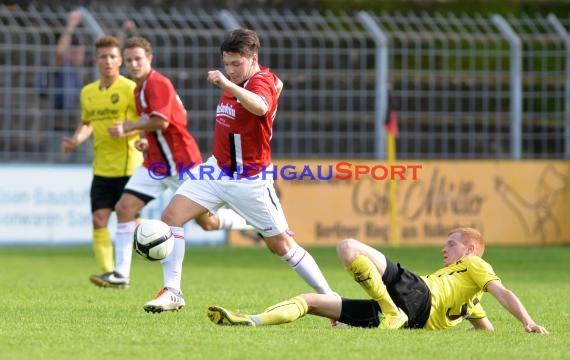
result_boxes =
[90,175,130,213]
[338,258,431,329]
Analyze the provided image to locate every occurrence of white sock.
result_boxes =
[114,221,137,278]
[216,208,253,230]
[280,243,333,295]
[161,226,185,292]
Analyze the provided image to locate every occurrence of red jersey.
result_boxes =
[135,69,202,175]
[212,67,279,176]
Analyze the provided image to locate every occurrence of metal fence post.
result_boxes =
[358,11,389,160]
[547,14,570,159]
[492,14,522,160]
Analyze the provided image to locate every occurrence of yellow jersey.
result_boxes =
[421,256,500,330]
[80,76,143,177]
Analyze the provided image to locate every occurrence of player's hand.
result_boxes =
[121,19,137,32]
[66,10,83,28]
[61,136,77,153]
[525,323,549,334]
[135,138,148,152]
[108,123,125,138]
[207,70,230,89]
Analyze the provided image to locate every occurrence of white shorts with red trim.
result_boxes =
[175,156,289,237]
[124,166,184,200]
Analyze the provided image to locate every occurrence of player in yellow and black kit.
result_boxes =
[61,35,143,281]
[206,227,548,334]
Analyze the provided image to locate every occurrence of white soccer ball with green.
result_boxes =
[134,220,174,261]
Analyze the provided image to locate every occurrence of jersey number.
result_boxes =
[446,297,478,321]
[446,303,468,321]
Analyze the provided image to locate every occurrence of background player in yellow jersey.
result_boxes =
[207,227,548,334]
[61,35,143,277]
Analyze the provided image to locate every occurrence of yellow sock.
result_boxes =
[254,296,308,325]
[93,228,114,272]
[346,255,399,316]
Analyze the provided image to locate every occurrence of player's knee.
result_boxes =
[114,199,139,221]
[161,207,186,228]
[114,201,129,218]
[336,238,357,255]
[161,208,175,225]
[264,233,291,256]
[92,214,108,229]
[336,238,361,265]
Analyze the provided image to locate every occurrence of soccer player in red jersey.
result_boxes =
[142,29,337,313]
[89,37,249,289]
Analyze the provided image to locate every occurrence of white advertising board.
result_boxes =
[0,165,225,245]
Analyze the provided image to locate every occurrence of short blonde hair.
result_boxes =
[449,227,485,256]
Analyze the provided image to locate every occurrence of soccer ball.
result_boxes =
[133,220,174,261]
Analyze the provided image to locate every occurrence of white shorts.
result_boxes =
[175,156,289,237]
[124,166,185,202]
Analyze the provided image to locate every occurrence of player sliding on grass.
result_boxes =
[208,227,548,334]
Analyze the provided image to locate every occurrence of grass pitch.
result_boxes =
[0,245,568,360]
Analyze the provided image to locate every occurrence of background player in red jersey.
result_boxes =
[89,37,249,289]
[141,29,337,313]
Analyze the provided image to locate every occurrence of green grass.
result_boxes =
[0,245,568,360]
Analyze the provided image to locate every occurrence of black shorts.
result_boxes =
[338,258,431,329]
[90,175,130,213]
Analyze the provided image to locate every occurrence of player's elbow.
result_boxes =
[470,317,494,331]
[252,104,268,116]
[250,97,269,116]
[147,116,169,131]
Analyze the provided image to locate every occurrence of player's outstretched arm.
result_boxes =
[109,115,167,138]
[55,10,83,66]
[487,280,549,334]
